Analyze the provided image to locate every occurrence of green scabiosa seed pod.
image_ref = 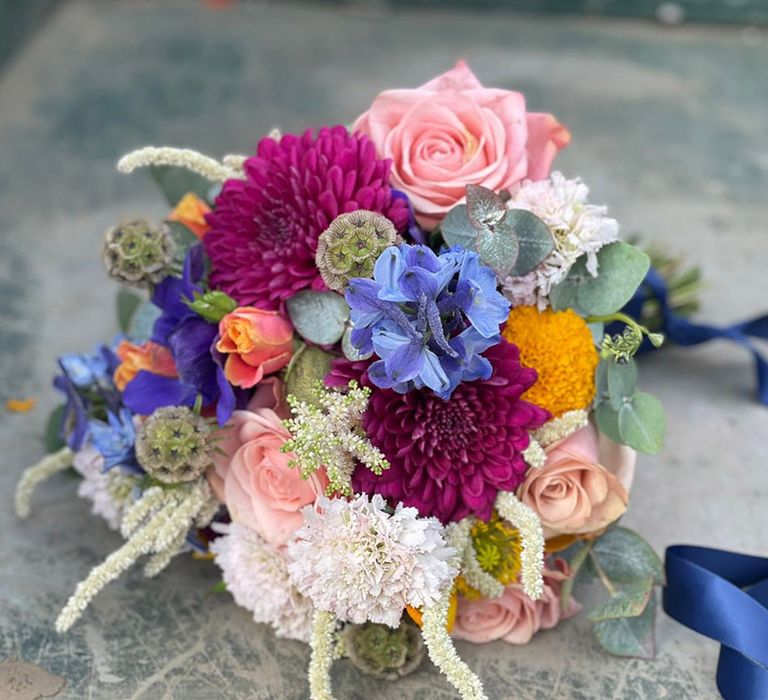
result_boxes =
[135,406,212,484]
[315,210,400,292]
[102,220,175,287]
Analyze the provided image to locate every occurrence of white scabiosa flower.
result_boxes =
[73,445,135,531]
[502,172,619,309]
[210,522,313,643]
[287,494,457,628]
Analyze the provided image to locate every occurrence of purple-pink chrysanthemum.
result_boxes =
[329,340,549,524]
[204,126,409,309]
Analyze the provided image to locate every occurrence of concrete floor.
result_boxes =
[1,1,767,698]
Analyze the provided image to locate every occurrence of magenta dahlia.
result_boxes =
[327,340,550,523]
[204,126,409,308]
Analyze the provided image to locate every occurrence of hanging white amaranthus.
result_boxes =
[55,479,218,632]
[495,491,545,600]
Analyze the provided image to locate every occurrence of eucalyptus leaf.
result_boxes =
[116,288,143,333]
[551,242,650,315]
[549,276,582,313]
[150,165,213,207]
[503,209,555,276]
[127,301,162,344]
[593,595,656,659]
[285,345,334,405]
[286,290,349,345]
[44,405,66,453]
[595,360,609,401]
[441,204,478,250]
[588,322,605,346]
[560,541,592,612]
[166,220,201,261]
[466,184,506,228]
[595,402,622,443]
[591,527,665,586]
[588,578,654,622]
[476,227,520,278]
[618,392,666,454]
[607,359,638,411]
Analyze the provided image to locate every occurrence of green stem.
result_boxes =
[589,551,617,597]
[585,312,642,330]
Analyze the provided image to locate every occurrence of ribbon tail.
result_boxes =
[663,545,768,699]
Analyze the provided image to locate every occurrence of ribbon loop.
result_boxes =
[664,545,768,699]
[618,268,768,405]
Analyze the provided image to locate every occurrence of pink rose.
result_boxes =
[216,306,293,389]
[518,425,634,538]
[206,406,328,544]
[453,562,579,645]
[353,60,570,229]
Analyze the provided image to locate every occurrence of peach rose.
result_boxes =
[453,562,579,645]
[113,339,177,391]
[519,425,632,538]
[216,307,293,389]
[206,406,327,544]
[353,60,570,229]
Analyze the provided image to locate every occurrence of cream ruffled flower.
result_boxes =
[73,445,136,531]
[210,522,313,643]
[287,494,457,628]
[502,172,619,309]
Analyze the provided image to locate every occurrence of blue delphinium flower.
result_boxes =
[53,345,121,450]
[345,244,510,399]
[89,407,141,474]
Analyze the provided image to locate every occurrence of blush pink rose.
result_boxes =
[518,424,632,539]
[206,405,328,544]
[353,60,570,229]
[453,561,580,645]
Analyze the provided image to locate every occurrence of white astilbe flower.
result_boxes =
[287,494,457,628]
[73,445,137,531]
[502,172,619,309]
[210,522,313,643]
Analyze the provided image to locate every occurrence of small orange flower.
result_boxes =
[406,590,458,632]
[216,307,293,389]
[6,397,36,413]
[168,192,212,239]
[503,306,598,417]
[113,340,177,391]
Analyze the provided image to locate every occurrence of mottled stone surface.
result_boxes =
[2,2,767,698]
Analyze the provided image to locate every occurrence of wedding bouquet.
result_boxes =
[16,62,668,699]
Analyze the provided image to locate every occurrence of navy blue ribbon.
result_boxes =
[618,268,768,405]
[664,546,768,699]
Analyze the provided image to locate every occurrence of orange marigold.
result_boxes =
[502,306,598,418]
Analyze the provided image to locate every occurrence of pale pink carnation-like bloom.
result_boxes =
[353,61,570,229]
[72,445,132,531]
[287,494,457,627]
[210,522,313,643]
[452,560,580,645]
[502,172,619,309]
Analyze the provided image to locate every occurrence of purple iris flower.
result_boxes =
[346,244,510,399]
[122,245,240,424]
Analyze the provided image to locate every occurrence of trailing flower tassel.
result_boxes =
[15,447,74,518]
[308,609,337,700]
[117,146,245,183]
[495,491,545,600]
[420,522,487,700]
[55,479,217,632]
